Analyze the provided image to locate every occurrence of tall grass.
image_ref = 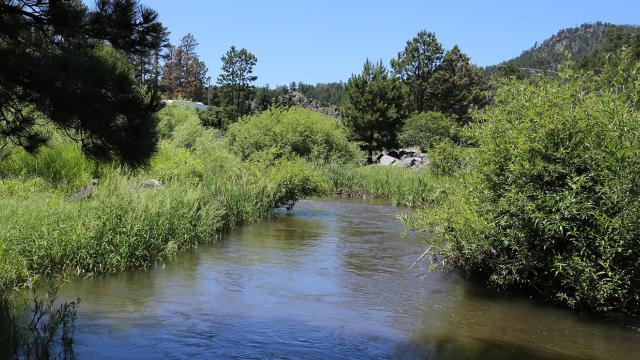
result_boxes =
[323,163,443,207]
[0,105,327,291]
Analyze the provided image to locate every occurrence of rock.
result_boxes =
[283,91,340,118]
[138,179,162,190]
[379,154,399,166]
[71,179,98,200]
[395,157,418,168]
[387,150,400,159]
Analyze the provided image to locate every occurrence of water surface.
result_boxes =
[58,198,640,359]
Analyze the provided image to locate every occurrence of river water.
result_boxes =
[57,198,640,359]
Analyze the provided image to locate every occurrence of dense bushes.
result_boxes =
[398,111,460,150]
[409,75,640,314]
[225,107,361,162]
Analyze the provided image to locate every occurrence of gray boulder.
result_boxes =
[395,157,418,168]
[379,154,399,166]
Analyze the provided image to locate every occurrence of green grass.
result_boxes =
[0,113,327,291]
[322,163,444,207]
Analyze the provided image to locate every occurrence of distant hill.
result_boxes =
[487,22,640,75]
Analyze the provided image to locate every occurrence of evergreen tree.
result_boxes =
[216,46,258,122]
[391,30,444,112]
[429,46,490,124]
[160,33,208,101]
[0,0,166,166]
[342,60,407,158]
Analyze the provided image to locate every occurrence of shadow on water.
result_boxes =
[47,198,640,359]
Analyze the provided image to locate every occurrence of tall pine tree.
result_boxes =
[429,46,489,124]
[161,34,208,102]
[216,46,258,123]
[391,31,444,113]
[342,60,407,158]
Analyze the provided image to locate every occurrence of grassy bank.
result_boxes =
[323,163,443,207]
[0,107,329,291]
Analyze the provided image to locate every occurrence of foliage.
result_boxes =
[197,105,228,129]
[217,46,258,123]
[342,60,407,157]
[324,163,441,207]
[160,33,208,101]
[391,30,444,113]
[0,0,165,166]
[296,82,347,108]
[429,139,471,176]
[408,73,640,314]
[225,107,361,162]
[157,102,201,138]
[429,46,490,124]
[398,112,460,150]
[0,107,327,292]
[391,31,488,122]
[0,140,93,192]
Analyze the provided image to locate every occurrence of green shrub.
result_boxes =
[429,139,471,176]
[172,114,215,150]
[0,141,93,191]
[225,107,361,163]
[149,141,204,183]
[409,75,640,314]
[157,103,201,139]
[398,111,460,150]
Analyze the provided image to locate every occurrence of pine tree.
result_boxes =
[216,46,258,123]
[160,34,208,102]
[342,60,408,158]
[0,0,166,166]
[391,31,444,113]
[429,46,490,124]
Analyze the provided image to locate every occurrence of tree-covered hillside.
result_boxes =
[487,22,639,75]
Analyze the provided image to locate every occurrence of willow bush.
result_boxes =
[409,73,640,314]
[225,107,361,163]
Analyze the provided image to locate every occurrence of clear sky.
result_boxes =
[127,1,638,85]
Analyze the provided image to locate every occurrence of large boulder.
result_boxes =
[395,157,418,168]
[379,154,399,166]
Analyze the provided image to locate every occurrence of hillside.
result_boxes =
[487,22,639,74]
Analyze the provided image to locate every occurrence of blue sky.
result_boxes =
[123,1,638,85]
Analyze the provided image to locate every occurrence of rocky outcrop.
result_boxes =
[368,149,428,169]
[283,91,339,118]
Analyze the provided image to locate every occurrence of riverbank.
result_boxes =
[1,105,436,292]
[0,141,328,292]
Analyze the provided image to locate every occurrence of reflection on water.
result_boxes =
[57,198,640,359]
